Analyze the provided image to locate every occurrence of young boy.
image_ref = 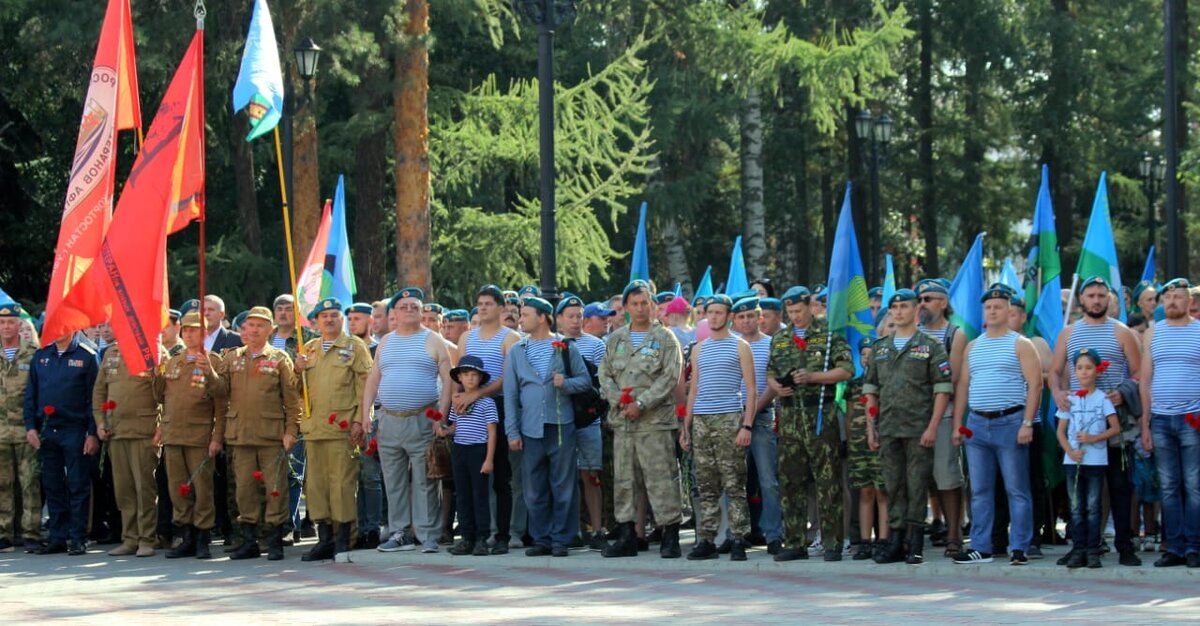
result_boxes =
[848,337,888,560]
[1056,348,1122,569]
[438,355,498,556]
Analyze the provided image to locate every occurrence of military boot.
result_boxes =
[335,523,352,556]
[302,522,335,562]
[195,529,212,560]
[166,525,196,559]
[230,524,261,560]
[659,523,681,559]
[905,524,925,565]
[267,525,285,561]
[602,522,638,558]
[873,532,905,564]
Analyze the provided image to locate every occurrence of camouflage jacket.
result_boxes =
[862,332,953,438]
[0,342,38,443]
[598,322,682,432]
[269,327,318,361]
[766,319,853,404]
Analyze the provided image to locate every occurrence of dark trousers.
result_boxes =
[90,442,119,541]
[1065,464,1105,553]
[155,455,173,537]
[40,428,91,545]
[492,399,513,542]
[521,423,578,549]
[213,450,232,536]
[452,442,491,542]
[1105,444,1136,553]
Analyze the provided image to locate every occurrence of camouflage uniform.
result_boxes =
[861,332,952,530]
[767,318,852,550]
[692,411,748,540]
[0,341,40,543]
[598,322,683,526]
[845,377,882,490]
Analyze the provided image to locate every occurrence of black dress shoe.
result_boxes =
[67,542,87,556]
[637,537,649,552]
[687,540,719,561]
[767,540,783,556]
[1155,552,1187,567]
[36,542,68,555]
[772,547,808,562]
[525,545,552,557]
[551,546,569,557]
[716,538,733,554]
[1188,553,1200,568]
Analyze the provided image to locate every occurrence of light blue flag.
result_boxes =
[0,284,31,321]
[322,175,357,306]
[232,0,285,141]
[949,233,986,340]
[1076,172,1126,322]
[825,183,875,377]
[725,236,749,295]
[1141,245,1156,284]
[672,282,682,298]
[629,202,650,282]
[1000,258,1022,292]
[881,254,897,314]
[695,266,713,298]
[1023,164,1063,349]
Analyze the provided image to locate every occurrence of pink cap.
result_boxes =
[665,297,689,316]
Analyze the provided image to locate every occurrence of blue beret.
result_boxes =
[1078,275,1111,294]
[810,283,826,294]
[1133,280,1156,302]
[388,287,425,311]
[691,295,707,307]
[0,302,23,318]
[556,292,584,315]
[1073,347,1102,366]
[518,285,542,299]
[781,286,811,306]
[868,287,883,299]
[310,298,344,318]
[622,279,652,303]
[887,288,917,307]
[1009,292,1025,308]
[706,294,733,310]
[422,303,445,315]
[815,288,828,303]
[583,302,616,319]
[981,287,1012,303]
[986,282,1018,296]
[915,279,948,296]
[654,291,675,304]
[522,297,553,316]
[232,311,249,329]
[179,298,201,317]
[731,296,760,313]
[759,297,783,312]
[345,302,373,315]
[859,336,873,350]
[476,284,504,302]
[168,308,181,321]
[444,309,469,322]
[469,306,479,318]
[1159,277,1191,298]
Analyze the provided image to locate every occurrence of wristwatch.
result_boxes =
[1021,420,1034,428]
[636,400,645,411]
[741,424,753,432]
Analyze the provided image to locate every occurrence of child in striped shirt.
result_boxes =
[437,355,497,556]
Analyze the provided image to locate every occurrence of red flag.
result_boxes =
[296,200,332,322]
[97,30,204,375]
[42,0,142,345]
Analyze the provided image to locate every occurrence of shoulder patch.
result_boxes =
[937,360,950,375]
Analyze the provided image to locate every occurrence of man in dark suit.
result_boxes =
[202,295,243,354]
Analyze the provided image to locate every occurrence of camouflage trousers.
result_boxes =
[879,436,933,530]
[692,412,748,541]
[0,441,41,540]
[847,406,883,490]
[613,428,682,526]
[778,404,843,548]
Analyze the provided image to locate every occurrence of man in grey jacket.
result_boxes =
[504,297,591,557]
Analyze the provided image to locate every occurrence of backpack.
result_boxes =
[562,337,608,428]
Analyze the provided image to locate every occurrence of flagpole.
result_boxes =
[1063,273,1079,321]
[195,9,206,343]
[272,126,310,416]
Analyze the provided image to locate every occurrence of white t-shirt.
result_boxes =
[1056,389,1115,466]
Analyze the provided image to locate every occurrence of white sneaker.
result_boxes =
[508,539,524,549]
[807,540,824,555]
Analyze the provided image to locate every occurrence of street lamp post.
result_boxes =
[1139,153,1166,256]
[855,111,892,285]
[515,0,575,302]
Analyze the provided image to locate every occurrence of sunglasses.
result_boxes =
[918,296,945,303]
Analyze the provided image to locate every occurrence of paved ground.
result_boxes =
[2,536,1197,625]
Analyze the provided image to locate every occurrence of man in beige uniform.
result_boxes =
[93,337,167,557]
[0,302,40,553]
[296,299,371,561]
[158,312,228,559]
[223,307,302,561]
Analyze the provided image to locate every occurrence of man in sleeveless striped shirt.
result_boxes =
[680,295,757,561]
[598,281,685,559]
[952,287,1043,565]
[1049,275,1144,567]
[363,288,454,554]
[457,285,522,553]
[1139,278,1200,568]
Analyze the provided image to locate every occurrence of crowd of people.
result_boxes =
[1,273,1198,570]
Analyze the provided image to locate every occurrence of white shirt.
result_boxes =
[204,327,221,351]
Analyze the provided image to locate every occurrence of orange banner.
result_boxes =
[98,30,204,375]
[42,0,142,345]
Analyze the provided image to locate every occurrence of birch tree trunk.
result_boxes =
[740,86,767,280]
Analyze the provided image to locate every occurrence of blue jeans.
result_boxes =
[1151,413,1200,556]
[1064,464,1105,553]
[748,410,782,542]
[521,423,578,549]
[286,440,306,533]
[964,412,1032,554]
[40,428,91,544]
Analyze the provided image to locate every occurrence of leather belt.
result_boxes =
[379,406,430,418]
[974,405,1024,419]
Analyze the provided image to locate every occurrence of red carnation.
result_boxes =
[748,495,763,505]
[270,490,281,498]
[868,406,879,417]
[425,408,443,422]
[252,470,264,482]
[102,400,117,412]
[366,439,379,456]
[958,426,974,439]
[622,387,633,393]
[1096,360,1112,374]
[339,420,349,430]
[1075,389,1088,397]
[328,413,337,424]
[620,393,634,406]
[43,405,55,416]
[178,483,192,497]
[552,340,567,350]
[793,336,808,350]
[1187,413,1200,429]
[675,404,687,418]
[857,395,868,405]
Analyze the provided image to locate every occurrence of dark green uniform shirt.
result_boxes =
[766,318,854,404]
[862,331,953,438]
